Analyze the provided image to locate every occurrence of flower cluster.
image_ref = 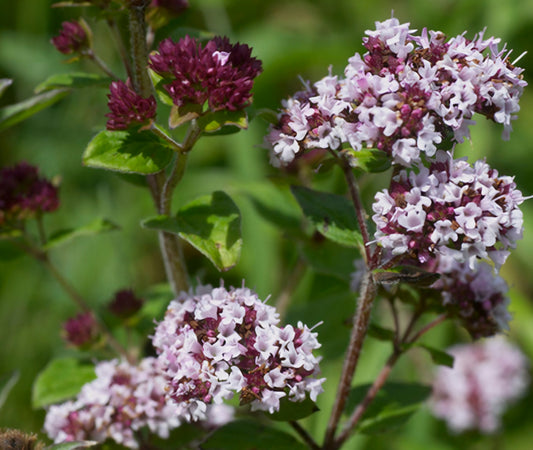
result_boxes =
[152,284,324,421]
[106,80,157,131]
[108,288,144,319]
[265,17,526,167]
[430,337,529,433]
[149,36,262,112]
[436,261,511,338]
[51,21,88,55]
[63,312,99,348]
[44,358,182,448]
[150,0,189,15]
[0,162,59,228]
[372,150,525,270]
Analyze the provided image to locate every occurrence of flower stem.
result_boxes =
[290,421,320,450]
[322,270,376,448]
[106,17,134,81]
[85,49,118,79]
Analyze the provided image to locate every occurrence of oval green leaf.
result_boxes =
[142,191,242,271]
[83,130,174,174]
[44,218,120,250]
[202,420,307,450]
[32,357,96,408]
[0,89,70,133]
[197,109,248,133]
[35,72,110,93]
[290,185,363,249]
[269,396,319,422]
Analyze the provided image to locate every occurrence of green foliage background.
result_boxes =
[1,0,533,448]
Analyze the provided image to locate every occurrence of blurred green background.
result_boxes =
[1,0,533,448]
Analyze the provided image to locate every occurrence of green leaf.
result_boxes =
[197,109,248,133]
[202,420,307,450]
[149,69,174,106]
[0,239,26,261]
[418,344,454,368]
[269,396,319,422]
[32,357,96,408]
[290,185,363,249]
[0,79,13,98]
[35,72,110,93]
[367,323,396,342]
[44,218,120,250]
[46,441,99,450]
[0,370,19,410]
[142,191,242,271]
[83,130,174,174]
[346,148,391,173]
[0,89,70,132]
[346,382,431,434]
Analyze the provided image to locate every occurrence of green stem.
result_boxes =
[106,17,134,81]
[290,421,320,450]
[322,270,376,448]
[85,49,118,79]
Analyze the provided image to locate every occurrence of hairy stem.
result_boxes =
[106,17,133,81]
[323,270,376,448]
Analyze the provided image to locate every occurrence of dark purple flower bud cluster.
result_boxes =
[51,21,88,55]
[44,358,182,448]
[108,288,144,319]
[152,284,324,421]
[106,80,157,131]
[266,17,526,167]
[372,150,524,271]
[430,338,529,433]
[0,162,59,227]
[63,312,99,348]
[149,36,262,112]
[150,0,189,15]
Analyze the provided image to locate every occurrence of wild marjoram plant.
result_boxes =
[0,1,530,449]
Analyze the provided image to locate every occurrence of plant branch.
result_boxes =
[290,421,320,450]
[322,270,376,448]
[106,17,134,81]
[405,313,448,345]
[85,49,119,79]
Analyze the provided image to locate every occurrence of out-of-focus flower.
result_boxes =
[266,17,526,167]
[63,312,99,348]
[44,358,182,448]
[0,162,59,228]
[371,150,525,271]
[430,337,529,433]
[150,0,189,15]
[105,80,157,131]
[51,20,88,55]
[152,284,325,421]
[436,261,511,338]
[108,288,144,319]
[149,36,262,112]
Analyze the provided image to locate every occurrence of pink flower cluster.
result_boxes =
[152,284,324,420]
[106,80,157,131]
[51,21,88,55]
[149,36,262,112]
[265,17,526,167]
[0,162,59,228]
[372,150,524,270]
[44,358,182,448]
[430,338,529,433]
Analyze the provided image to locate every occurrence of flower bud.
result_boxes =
[105,80,157,130]
[51,20,88,55]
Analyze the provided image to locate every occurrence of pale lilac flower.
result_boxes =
[430,337,529,433]
[266,17,526,168]
[372,150,525,270]
[152,284,324,420]
[44,358,183,448]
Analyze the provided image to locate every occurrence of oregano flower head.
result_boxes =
[266,17,526,167]
[105,80,157,131]
[51,20,88,55]
[430,338,529,433]
[62,312,99,348]
[152,284,325,421]
[149,36,262,112]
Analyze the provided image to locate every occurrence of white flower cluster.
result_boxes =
[152,284,325,420]
[44,358,182,449]
[372,150,525,270]
[430,337,529,433]
[265,17,526,167]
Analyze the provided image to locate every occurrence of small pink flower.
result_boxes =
[51,21,88,55]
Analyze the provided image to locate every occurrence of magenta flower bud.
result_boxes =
[150,0,189,15]
[105,80,157,131]
[51,21,88,55]
[149,35,262,112]
[0,162,59,227]
[108,289,144,319]
[63,312,99,348]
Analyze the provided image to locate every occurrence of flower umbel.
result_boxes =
[152,284,324,421]
[149,36,262,112]
[430,337,529,433]
[106,80,157,131]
